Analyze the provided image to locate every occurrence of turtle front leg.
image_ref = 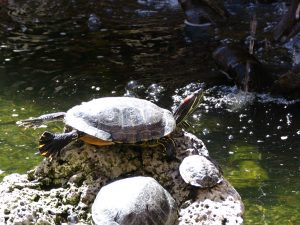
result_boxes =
[158,137,176,160]
[39,130,79,159]
[17,112,66,128]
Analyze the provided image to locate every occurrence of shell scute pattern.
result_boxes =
[65,97,176,143]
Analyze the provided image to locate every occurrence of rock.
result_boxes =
[178,0,229,26]
[92,176,177,225]
[88,14,101,31]
[179,155,223,188]
[270,70,300,98]
[178,180,244,225]
[0,174,61,225]
[0,131,244,224]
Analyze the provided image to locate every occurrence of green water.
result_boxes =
[197,93,300,224]
[0,1,299,224]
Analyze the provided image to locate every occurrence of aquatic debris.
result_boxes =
[88,14,101,31]
[178,0,229,26]
[213,45,274,92]
[273,0,300,42]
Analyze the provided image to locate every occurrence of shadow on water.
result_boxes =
[0,0,299,224]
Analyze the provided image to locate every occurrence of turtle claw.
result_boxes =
[38,131,79,159]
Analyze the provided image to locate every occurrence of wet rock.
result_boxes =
[92,176,177,225]
[178,0,229,26]
[88,14,101,31]
[0,131,244,224]
[178,180,244,225]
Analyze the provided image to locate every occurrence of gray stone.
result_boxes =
[179,155,223,188]
[92,176,177,225]
[178,181,244,225]
[0,131,244,225]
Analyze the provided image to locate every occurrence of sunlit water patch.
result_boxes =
[0,97,63,180]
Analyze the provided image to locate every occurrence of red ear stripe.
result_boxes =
[174,90,203,125]
[183,95,194,103]
[176,95,193,112]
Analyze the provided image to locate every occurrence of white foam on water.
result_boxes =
[256,93,300,104]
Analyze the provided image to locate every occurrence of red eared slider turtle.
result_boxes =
[17,90,202,159]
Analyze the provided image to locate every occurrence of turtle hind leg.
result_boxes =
[17,112,66,128]
[39,130,78,159]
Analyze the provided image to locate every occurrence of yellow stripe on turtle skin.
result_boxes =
[158,138,176,150]
[41,151,48,156]
[80,135,114,146]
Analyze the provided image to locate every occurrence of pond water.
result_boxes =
[0,0,299,224]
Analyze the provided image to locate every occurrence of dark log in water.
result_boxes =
[273,0,300,42]
[213,45,274,92]
[178,0,229,25]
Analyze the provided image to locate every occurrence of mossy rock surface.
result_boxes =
[0,131,244,225]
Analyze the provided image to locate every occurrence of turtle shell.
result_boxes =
[179,155,223,188]
[64,97,176,143]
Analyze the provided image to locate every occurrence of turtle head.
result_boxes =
[173,89,203,126]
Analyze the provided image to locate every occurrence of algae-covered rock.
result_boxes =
[0,131,244,225]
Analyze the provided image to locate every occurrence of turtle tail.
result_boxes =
[39,131,78,158]
[174,89,204,126]
[17,112,66,128]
